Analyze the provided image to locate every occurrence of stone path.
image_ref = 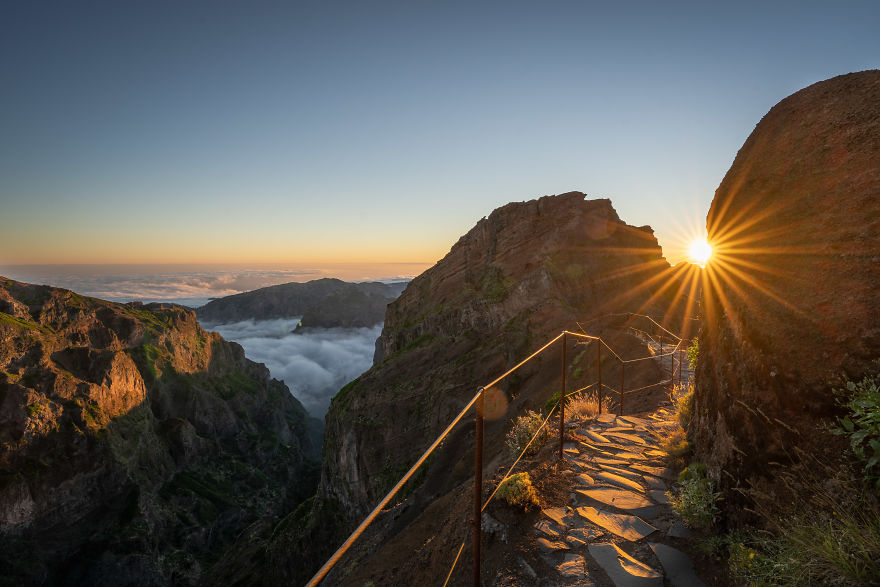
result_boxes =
[524,406,706,587]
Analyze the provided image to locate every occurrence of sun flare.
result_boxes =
[687,238,712,266]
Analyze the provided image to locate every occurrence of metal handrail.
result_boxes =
[307,312,688,585]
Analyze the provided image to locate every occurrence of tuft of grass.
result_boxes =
[670,382,694,428]
[660,428,691,469]
[505,410,546,459]
[565,392,599,422]
[668,462,720,529]
[0,312,52,334]
[496,472,539,509]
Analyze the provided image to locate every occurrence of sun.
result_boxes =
[687,238,713,267]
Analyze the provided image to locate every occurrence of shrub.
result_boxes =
[496,472,539,509]
[505,410,546,459]
[833,375,880,487]
[686,338,699,370]
[668,462,720,529]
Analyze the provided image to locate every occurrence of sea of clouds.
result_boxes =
[202,318,380,417]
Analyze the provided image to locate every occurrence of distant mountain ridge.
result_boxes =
[195,278,408,327]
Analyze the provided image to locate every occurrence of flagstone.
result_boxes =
[641,475,667,490]
[649,543,706,587]
[619,416,653,427]
[534,519,561,537]
[558,553,587,579]
[537,537,569,552]
[630,464,665,477]
[649,490,671,505]
[577,487,653,510]
[543,506,573,529]
[667,521,692,539]
[584,430,612,444]
[594,471,646,493]
[576,506,658,541]
[587,543,662,587]
[598,465,648,484]
[604,432,649,445]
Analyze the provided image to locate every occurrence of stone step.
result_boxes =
[576,487,654,511]
[649,543,706,587]
[557,553,588,581]
[618,415,653,427]
[542,506,573,529]
[588,543,663,587]
[576,506,658,541]
[594,470,646,493]
[598,464,648,484]
[603,432,650,446]
[584,430,613,444]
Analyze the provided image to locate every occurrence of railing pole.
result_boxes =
[597,341,602,414]
[473,389,484,587]
[559,331,566,460]
[619,363,625,417]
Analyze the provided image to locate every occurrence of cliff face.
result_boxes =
[261,192,694,584]
[693,71,880,496]
[195,278,407,327]
[0,278,321,585]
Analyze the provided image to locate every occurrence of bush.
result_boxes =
[686,338,699,370]
[668,462,720,529]
[833,375,880,487]
[660,428,691,469]
[496,472,539,509]
[670,382,694,428]
[505,410,546,459]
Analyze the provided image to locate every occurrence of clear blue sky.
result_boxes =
[1,0,877,266]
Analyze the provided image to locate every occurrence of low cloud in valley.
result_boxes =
[202,318,380,416]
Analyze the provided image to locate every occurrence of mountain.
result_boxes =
[195,278,408,326]
[0,278,322,585]
[266,192,695,585]
[693,70,880,510]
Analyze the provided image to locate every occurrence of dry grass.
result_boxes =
[565,392,599,422]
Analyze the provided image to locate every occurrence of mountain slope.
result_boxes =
[0,278,321,585]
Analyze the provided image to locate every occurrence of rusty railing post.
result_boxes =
[473,389,484,587]
[618,362,625,417]
[559,331,566,460]
[597,341,602,414]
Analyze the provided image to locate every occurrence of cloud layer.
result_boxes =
[202,318,380,417]
[0,264,422,308]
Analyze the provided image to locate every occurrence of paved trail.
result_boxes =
[508,407,706,586]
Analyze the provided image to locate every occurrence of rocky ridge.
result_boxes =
[195,278,407,328]
[692,70,880,503]
[0,278,321,585]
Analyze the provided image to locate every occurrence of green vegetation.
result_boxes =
[26,402,44,418]
[668,462,720,529]
[480,265,509,302]
[833,375,880,487]
[496,472,539,509]
[331,376,361,409]
[505,410,546,459]
[0,312,52,334]
[687,338,699,369]
[125,306,171,332]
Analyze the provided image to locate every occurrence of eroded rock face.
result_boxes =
[0,278,322,585]
[693,70,880,493]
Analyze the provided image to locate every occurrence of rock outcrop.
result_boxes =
[0,278,322,585]
[271,192,695,584]
[195,278,407,326]
[693,70,880,499]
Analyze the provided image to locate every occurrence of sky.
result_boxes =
[1,0,878,270]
